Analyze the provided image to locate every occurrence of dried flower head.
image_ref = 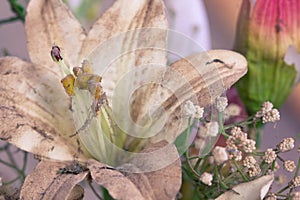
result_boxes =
[215,96,228,112]
[247,163,261,177]
[242,139,256,153]
[228,149,242,161]
[255,101,273,118]
[212,146,228,165]
[243,156,257,168]
[289,176,300,188]
[262,109,280,123]
[200,172,213,186]
[278,137,295,152]
[231,127,247,143]
[264,148,277,164]
[226,137,237,150]
[283,160,296,172]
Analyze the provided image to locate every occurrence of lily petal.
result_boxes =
[26,0,86,75]
[84,0,167,102]
[80,0,167,58]
[20,161,88,199]
[0,57,88,161]
[88,159,145,200]
[216,174,274,200]
[88,141,181,200]
[131,50,248,143]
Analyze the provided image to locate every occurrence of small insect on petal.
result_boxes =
[51,45,63,62]
[61,74,75,96]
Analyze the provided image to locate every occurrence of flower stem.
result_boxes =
[8,0,26,22]
[0,16,20,25]
[232,159,249,181]
[184,118,200,178]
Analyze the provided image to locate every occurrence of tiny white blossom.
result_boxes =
[194,106,204,119]
[262,109,280,123]
[255,101,273,118]
[215,97,228,112]
[183,100,204,119]
[183,100,196,117]
[278,137,295,152]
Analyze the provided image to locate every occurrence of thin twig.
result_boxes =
[0,17,20,25]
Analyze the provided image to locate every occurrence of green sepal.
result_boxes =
[236,52,297,115]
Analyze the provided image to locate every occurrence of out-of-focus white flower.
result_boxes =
[200,172,213,186]
[164,0,211,54]
[212,146,228,165]
[206,121,219,137]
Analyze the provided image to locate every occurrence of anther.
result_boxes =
[51,45,63,62]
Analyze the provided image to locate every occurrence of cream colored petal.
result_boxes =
[83,0,167,102]
[26,0,86,75]
[81,0,168,144]
[0,57,88,161]
[20,161,88,199]
[130,50,248,143]
[216,174,274,200]
[128,141,182,200]
[88,141,181,200]
[80,0,167,58]
[88,159,145,200]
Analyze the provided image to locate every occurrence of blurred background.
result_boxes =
[0,0,299,198]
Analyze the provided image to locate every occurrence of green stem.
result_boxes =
[20,152,28,180]
[3,176,21,186]
[6,145,18,169]
[184,118,200,178]
[8,0,25,22]
[294,157,300,178]
[0,16,20,25]
[223,116,254,130]
[214,165,229,190]
[232,159,249,181]
[277,185,289,194]
[0,159,21,172]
